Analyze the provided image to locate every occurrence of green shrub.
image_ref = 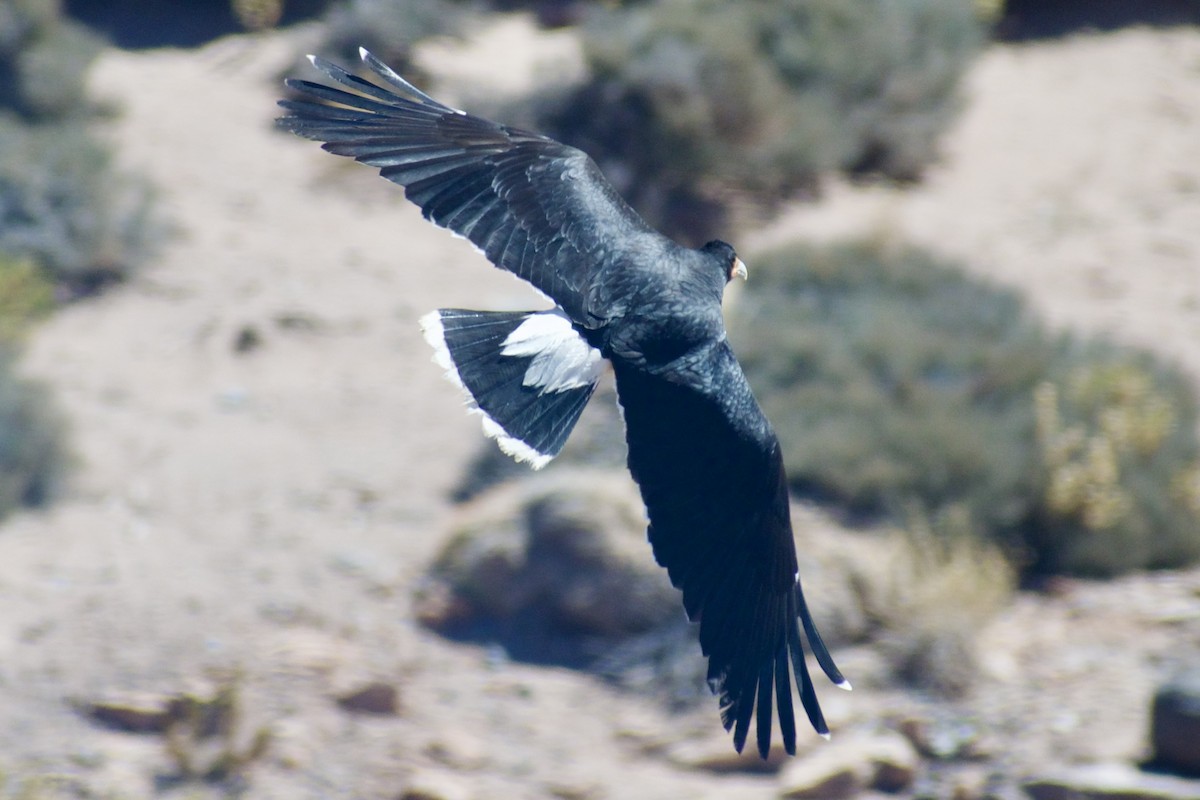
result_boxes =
[0,350,66,517]
[0,0,104,122]
[0,115,157,293]
[1029,354,1200,575]
[731,239,1200,577]
[533,0,984,242]
[0,252,55,344]
[732,239,1048,530]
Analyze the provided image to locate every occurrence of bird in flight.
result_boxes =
[278,49,848,758]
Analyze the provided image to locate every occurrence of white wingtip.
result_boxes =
[358,46,370,62]
[305,53,318,67]
[836,679,853,692]
[419,310,455,374]
[480,417,553,470]
[820,731,832,742]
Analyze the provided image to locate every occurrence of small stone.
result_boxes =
[274,311,323,333]
[666,736,789,774]
[423,730,491,771]
[867,731,920,793]
[336,681,401,715]
[1023,762,1200,800]
[232,325,262,353]
[946,765,991,800]
[544,779,603,800]
[77,692,179,734]
[1150,672,1200,776]
[898,714,981,760]
[777,743,868,799]
[777,731,922,799]
[398,769,471,800]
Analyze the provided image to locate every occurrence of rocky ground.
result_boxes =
[1,15,1199,800]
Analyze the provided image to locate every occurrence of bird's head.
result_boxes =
[702,240,747,283]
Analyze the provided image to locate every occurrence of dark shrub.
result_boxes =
[0,115,157,293]
[0,0,104,122]
[731,239,1048,531]
[533,0,985,242]
[730,239,1200,577]
[0,0,158,291]
[310,0,469,72]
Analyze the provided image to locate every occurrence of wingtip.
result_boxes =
[819,731,832,742]
[358,46,371,62]
[836,679,853,692]
[305,53,318,67]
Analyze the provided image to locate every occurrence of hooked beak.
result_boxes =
[730,257,748,281]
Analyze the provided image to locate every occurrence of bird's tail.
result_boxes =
[420,308,603,469]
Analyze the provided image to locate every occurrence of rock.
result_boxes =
[946,765,991,800]
[414,469,680,666]
[77,679,243,740]
[78,692,179,733]
[398,769,472,800]
[867,730,920,792]
[232,325,261,353]
[336,680,401,715]
[666,736,791,774]
[777,731,920,799]
[777,747,864,800]
[898,714,984,760]
[1023,763,1200,800]
[544,779,603,800]
[424,730,491,770]
[1150,672,1200,776]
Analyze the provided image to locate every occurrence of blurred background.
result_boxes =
[1,0,1199,797]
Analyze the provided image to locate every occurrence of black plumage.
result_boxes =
[278,50,847,757]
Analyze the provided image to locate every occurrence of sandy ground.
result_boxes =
[0,16,1198,800]
[751,29,1200,386]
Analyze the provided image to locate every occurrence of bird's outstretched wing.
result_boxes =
[612,342,847,757]
[277,49,658,326]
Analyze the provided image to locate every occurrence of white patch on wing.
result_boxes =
[419,310,457,376]
[480,416,553,470]
[501,310,603,394]
[419,310,553,470]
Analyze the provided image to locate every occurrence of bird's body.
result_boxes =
[278,50,847,758]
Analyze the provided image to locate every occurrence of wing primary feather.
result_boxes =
[787,593,829,737]
[277,98,380,123]
[304,54,419,108]
[774,644,797,755]
[358,47,457,111]
[755,656,775,759]
[284,78,431,119]
[731,671,756,754]
[796,583,849,689]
